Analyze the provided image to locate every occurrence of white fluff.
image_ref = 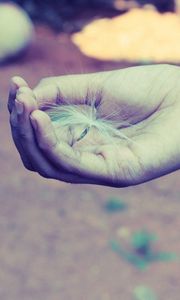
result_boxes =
[46,103,132,145]
[0,3,34,61]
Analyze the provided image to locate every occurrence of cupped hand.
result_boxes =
[8,64,180,187]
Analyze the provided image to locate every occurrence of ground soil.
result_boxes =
[0,26,180,300]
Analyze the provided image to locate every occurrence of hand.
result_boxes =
[8,64,180,187]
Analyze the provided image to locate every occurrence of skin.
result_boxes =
[8,64,180,187]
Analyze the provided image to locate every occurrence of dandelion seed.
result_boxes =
[45,101,133,145]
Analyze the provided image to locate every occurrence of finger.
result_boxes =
[10,105,35,171]
[9,84,36,171]
[10,90,38,171]
[11,86,36,171]
[8,76,28,113]
[13,93,58,176]
[30,110,108,180]
[11,111,91,182]
[33,83,62,108]
[14,94,93,183]
[17,86,35,98]
[33,72,108,109]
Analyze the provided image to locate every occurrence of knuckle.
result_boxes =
[10,114,17,128]
[15,128,32,143]
[38,170,50,178]
[38,166,59,179]
[23,162,34,171]
[19,130,30,141]
[10,115,31,142]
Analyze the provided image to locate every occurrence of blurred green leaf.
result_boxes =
[105,197,127,213]
[133,286,158,300]
[110,240,148,270]
[131,230,157,255]
[110,229,177,269]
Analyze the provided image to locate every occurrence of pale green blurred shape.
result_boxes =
[133,286,157,300]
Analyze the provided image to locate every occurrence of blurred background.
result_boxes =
[0,1,180,300]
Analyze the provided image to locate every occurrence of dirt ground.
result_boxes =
[0,27,180,300]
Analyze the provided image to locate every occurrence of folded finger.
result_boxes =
[14,94,92,183]
[8,76,28,113]
[30,110,107,179]
[33,83,62,108]
[10,105,35,171]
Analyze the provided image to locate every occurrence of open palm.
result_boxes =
[8,64,180,186]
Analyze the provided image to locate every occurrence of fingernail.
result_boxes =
[15,99,24,114]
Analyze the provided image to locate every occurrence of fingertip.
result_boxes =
[8,77,26,113]
[33,84,61,106]
[30,110,58,151]
[11,76,28,89]
[16,92,37,112]
[30,110,51,130]
[31,110,51,122]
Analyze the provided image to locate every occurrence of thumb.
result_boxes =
[33,72,107,108]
